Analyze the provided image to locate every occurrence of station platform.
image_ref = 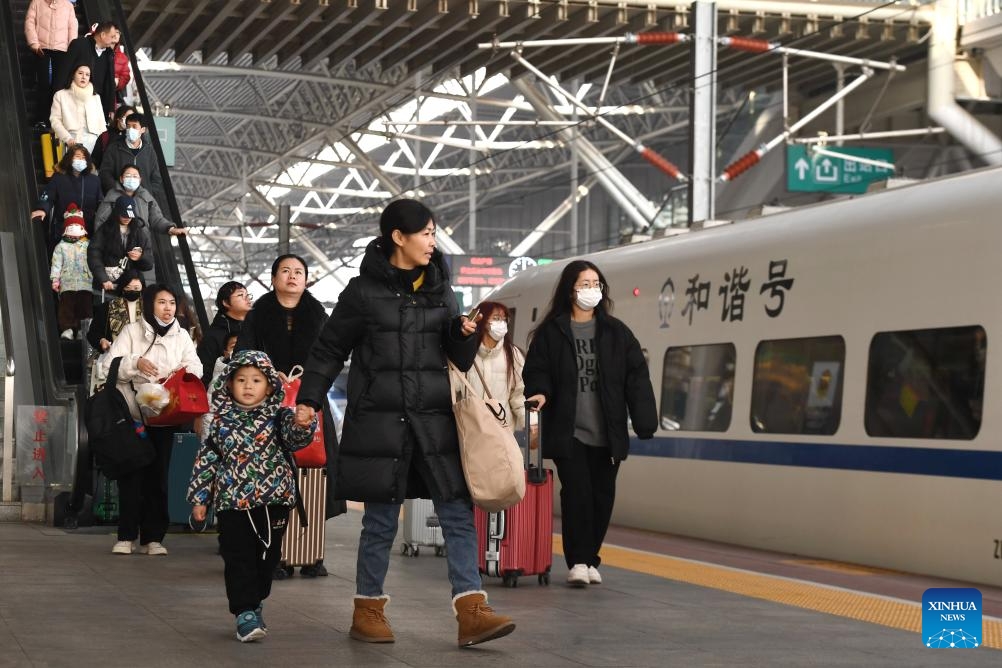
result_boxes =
[2,509,1000,667]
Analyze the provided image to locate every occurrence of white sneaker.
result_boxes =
[111,540,134,555]
[587,566,602,584]
[60,329,73,340]
[141,542,168,556]
[567,563,589,586]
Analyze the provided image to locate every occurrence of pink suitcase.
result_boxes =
[475,402,553,587]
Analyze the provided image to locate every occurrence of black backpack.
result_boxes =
[86,357,155,480]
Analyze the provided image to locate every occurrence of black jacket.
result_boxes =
[235,288,345,519]
[36,170,103,250]
[236,290,327,375]
[196,311,243,386]
[86,218,154,287]
[56,35,116,115]
[522,312,657,461]
[98,137,165,207]
[298,240,477,504]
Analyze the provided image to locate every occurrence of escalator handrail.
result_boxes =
[82,0,209,332]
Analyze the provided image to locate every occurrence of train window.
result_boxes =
[864,326,985,440]
[751,336,845,435]
[660,344,736,432]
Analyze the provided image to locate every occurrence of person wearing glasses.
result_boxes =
[197,281,253,388]
[523,260,657,587]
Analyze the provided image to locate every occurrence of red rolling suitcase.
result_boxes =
[475,403,553,587]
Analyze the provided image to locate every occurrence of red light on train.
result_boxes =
[633,287,640,297]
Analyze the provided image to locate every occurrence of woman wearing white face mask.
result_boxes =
[93,164,185,235]
[523,260,657,588]
[31,145,103,254]
[462,301,527,432]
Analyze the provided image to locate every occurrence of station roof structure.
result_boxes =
[121,0,940,299]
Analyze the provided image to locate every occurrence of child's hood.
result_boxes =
[211,349,284,409]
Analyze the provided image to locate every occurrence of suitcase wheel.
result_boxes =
[434,545,447,558]
[502,573,519,588]
[538,572,550,586]
[274,565,290,580]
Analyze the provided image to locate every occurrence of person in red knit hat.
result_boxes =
[50,203,93,339]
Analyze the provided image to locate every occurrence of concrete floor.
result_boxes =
[0,510,996,667]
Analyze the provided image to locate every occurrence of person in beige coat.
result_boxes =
[50,63,107,153]
[101,283,202,557]
[24,0,77,127]
[463,301,527,432]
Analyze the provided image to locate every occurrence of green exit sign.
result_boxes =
[786,145,894,194]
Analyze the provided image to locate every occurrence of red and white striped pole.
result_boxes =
[478,32,690,50]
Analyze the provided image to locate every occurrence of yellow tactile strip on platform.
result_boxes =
[553,537,1002,649]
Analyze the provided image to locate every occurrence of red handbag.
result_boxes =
[144,368,209,427]
[281,365,327,468]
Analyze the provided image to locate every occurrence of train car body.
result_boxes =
[489,166,1002,586]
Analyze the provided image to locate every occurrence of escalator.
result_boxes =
[0,0,207,525]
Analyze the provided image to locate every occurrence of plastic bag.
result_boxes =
[135,382,170,420]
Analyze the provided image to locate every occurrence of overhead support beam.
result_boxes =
[512,78,659,231]
[928,0,1002,166]
[688,1,717,224]
[611,0,930,22]
[137,61,397,93]
[341,137,466,254]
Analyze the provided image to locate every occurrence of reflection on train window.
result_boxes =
[751,336,844,435]
[864,326,985,440]
[660,344,736,431]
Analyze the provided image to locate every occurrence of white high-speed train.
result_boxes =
[489,166,1002,586]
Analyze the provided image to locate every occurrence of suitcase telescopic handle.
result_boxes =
[524,400,547,484]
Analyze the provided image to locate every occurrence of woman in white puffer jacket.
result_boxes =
[50,63,106,153]
[100,283,202,557]
[463,301,527,432]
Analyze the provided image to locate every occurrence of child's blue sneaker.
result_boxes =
[255,605,267,632]
[236,610,266,642]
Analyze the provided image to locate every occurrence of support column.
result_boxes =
[468,86,477,252]
[278,203,291,256]
[688,0,717,224]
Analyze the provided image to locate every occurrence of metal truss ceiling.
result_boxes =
[120,0,932,294]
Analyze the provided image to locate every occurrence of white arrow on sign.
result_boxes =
[795,158,810,180]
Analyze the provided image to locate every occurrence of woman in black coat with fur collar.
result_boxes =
[235,253,345,577]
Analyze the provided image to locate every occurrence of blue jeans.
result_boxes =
[357,498,482,598]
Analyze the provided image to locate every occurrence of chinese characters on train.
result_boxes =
[659,259,795,328]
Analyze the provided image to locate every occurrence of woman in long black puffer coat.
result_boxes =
[296,199,517,649]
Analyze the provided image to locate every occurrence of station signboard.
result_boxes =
[786,145,893,194]
[446,255,551,287]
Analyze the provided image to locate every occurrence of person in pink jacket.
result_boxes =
[24,0,78,129]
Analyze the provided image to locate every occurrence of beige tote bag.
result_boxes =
[448,361,526,512]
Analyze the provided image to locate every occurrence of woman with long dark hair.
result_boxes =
[523,260,657,587]
[101,283,202,556]
[295,199,516,648]
[31,145,102,253]
[463,301,526,432]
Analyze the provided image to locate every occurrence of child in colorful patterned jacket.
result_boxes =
[187,349,317,643]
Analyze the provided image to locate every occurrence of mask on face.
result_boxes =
[126,127,141,143]
[122,177,140,192]
[122,290,141,302]
[488,321,508,342]
[574,287,603,311]
[71,159,87,173]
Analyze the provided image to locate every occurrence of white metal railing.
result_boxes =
[959,0,1002,24]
